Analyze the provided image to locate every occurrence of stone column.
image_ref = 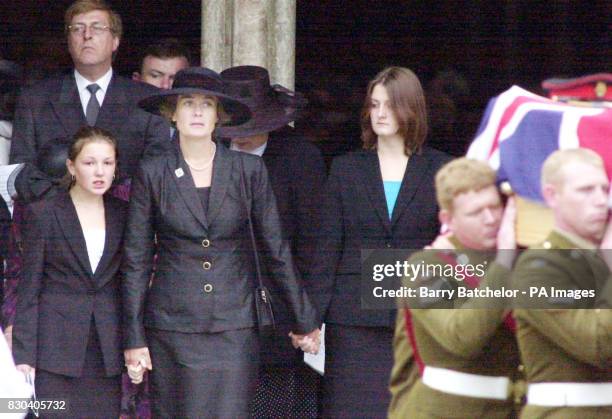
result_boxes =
[201,0,296,87]
[232,0,270,68]
[201,0,230,72]
[270,0,296,90]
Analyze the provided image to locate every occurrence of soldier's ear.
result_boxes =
[439,209,451,227]
[542,183,557,208]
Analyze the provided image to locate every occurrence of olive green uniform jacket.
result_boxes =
[512,230,612,419]
[396,242,522,418]
[388,310,419,419]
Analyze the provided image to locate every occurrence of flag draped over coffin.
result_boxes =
[467,86,612,203]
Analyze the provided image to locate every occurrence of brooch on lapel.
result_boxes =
[175,168,184,178]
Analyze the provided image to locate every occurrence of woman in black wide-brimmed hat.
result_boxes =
[218,65,326,419]
[121,67,320,418]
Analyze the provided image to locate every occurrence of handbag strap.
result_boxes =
[238,155,265,290]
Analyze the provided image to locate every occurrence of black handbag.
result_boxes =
[238,156,276,336]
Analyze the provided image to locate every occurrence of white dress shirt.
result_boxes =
[230,141,268,157]
[83,228,106,274]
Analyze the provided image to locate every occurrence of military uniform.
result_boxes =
[388,310,419,419]
[398,239,523,418]
[513,230,612,418]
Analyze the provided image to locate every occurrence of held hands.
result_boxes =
[289,328,321,355]
[124,347,152,385]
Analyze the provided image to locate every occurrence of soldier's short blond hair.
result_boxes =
[541,148,605,188]
[435,158,497,211]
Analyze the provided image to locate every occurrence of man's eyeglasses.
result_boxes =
[67,23,112,36]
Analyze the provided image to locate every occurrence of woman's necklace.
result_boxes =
[185,143,216,172]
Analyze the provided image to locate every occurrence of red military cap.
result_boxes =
[542,73,612,102]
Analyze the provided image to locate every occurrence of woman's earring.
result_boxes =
[71,175,75,182]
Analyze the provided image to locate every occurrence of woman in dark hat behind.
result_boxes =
[219,65,326,418]
[122,67,321,418]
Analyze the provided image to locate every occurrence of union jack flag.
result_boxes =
[467,86,612,202]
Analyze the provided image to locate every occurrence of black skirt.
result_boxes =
[146,327,259,419]
[321,324,394,419]
[34,321,121,418]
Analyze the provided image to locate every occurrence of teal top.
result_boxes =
[383,180,402,219]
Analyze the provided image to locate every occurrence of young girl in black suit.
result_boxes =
[13,126,126,418]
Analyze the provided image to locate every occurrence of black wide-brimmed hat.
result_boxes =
[0,59,22,93]
[138,67,251,126]
[216,65,307,138]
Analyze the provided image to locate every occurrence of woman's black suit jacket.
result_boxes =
[12,192,127,377]
[307,147,450,328]
[122,142,319,350]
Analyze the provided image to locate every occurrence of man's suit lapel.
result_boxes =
[390,151,431,227]
[167,146,209,230]
[54,192,94,278]
[96,75,130,132]
[207,143,233,225]
[51,73,87,137]
[359,151,392,234]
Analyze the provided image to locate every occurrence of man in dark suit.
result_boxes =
[9,0,169,200]
[132,38,191,90]
[219,65,326,419]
